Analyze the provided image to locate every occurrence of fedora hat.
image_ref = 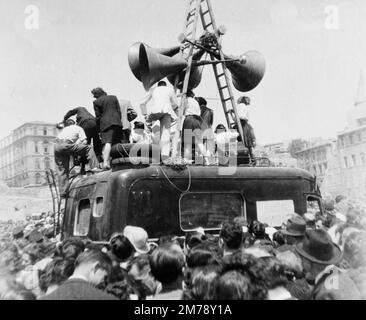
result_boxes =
[123,225,150,254]
[296,229,342,265]
[282,214,306,237]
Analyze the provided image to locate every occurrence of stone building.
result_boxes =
[329,70,366,200]
[261,141,297,167]
[0,121,57,187]
[295,139,337,184]
[310,70,366,200]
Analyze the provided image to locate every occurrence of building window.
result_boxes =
[352,154,356,166]
[35,173,42,184]
[43,141,49,154]
[35,158,40,169]
[35,143,39,153]
[361,153,365,165]
[349,135,353,145]
[33,127,37,135]
[344,157,348,168]
[357,133,362,142]
[43,128,47,136]
[44,157,51,170]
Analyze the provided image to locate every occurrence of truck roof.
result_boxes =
[69,165,315,190]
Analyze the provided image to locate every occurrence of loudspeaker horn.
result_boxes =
[128,42,181,82]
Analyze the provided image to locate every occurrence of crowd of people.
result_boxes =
[54,84,256,197]
[0,195,365,300]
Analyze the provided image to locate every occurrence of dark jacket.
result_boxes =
[93,95,122,132]
[311,266,362,300]
[64,107,95,128]
[200,106,214,129]
[40,278,118,300]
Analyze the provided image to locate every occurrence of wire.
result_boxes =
[159,165,191,193]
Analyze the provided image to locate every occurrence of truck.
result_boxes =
[60,159,323,242]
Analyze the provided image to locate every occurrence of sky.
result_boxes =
[1,0,366,145]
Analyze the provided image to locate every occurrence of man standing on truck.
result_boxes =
[91,87,124,170]
[63,106,103,163]
[139,81,179,162]
[54,119,98,198]
[233,96,256,164]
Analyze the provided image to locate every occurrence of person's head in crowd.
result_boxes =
[221,251,268,299]
[276,250,304,280]
[258,256,293,299]
[72,250,113,288]
[335,195,346,203]
[186,244,221,271]
[219,222,243,256]
[295,229,342,282]
[214,124,226,134]
[127,254,161,299]
[184,230,207,254]
[91,87,107,99]
[272,231,286,248]
[105,280,135,300]
[27,229,44,244]
[0,250,20,274]
[282,214,306,245]
[339,226,361,248]
[213,270,254,300]
[123,226,150,256]
[323,199,335,212]
[233,216,248,233]
[346,207,362,227]
[183,265,220,300]
[149,242,185,288]
[303,213,316,229]
[22,243,44,267]
[0,276,36,300]
[39,257,75,295]
[340,231,366,269]
[12,226,24,240]
[158,235,182,248]
[56,237,85,260]
[248,220,268,240]
[109,233,135,262]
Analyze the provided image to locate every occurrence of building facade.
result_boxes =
[299,70,366,200]
[295,140,337,184]
[0,122,57,187]
[261,141,297,167]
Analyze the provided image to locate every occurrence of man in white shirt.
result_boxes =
[235,96,256,164]
[140,81,179,162]
[54,119,98,198]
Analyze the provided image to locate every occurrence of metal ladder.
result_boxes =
[174,0,202,138]
[179,0,245,143]
[45,169,62,236]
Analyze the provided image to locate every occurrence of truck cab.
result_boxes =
[61,161,323,241]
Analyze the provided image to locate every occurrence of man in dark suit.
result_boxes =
[41,250,117,300]
[63,106,102,162]
[196,97,215,158]
[91,87,124,169]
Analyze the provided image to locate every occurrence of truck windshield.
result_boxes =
[179,192,245,231]
[256,199,295,227]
